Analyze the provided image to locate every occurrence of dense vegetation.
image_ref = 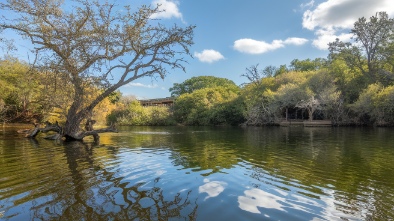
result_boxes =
[1,12,394,127]
[0,58,119,125]
[107,98,176,126]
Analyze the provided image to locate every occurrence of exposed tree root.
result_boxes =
[25,122,62,138]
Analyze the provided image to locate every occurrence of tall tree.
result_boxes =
[352,12,393,76]
[0,0,194,140]
[329,12,394,84]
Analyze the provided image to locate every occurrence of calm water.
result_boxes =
[0,125,393,221]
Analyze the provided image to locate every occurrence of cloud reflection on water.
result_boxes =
[238,188,285,214]
[237,186,360,220]
[198,178,227,200]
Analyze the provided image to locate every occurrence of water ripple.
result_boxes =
[1,126,394,221]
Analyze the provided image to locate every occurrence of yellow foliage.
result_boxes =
[92,97,118,126]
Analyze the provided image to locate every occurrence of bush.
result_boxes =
[107,100,175,126]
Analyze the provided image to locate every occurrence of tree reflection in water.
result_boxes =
[30,141,198,221]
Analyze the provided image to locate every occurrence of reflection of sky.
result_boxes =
[237,185,366,220]
[106,140,382,220]
[238,188,285,214]
[317,188,364,221]
[199,178,227,200]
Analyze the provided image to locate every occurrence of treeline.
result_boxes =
[107,12,394,127]
[1,12,394,126]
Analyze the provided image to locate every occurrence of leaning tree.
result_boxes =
[0,0,194,140]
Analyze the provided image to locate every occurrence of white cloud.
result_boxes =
[300,0,315,9]
[302,0,394,50]
[127,82,158,88]
[284,37,309,46]
[194,49,225,63]
[233,37,308,54]
[312,29,353,50]
[233,39,283,54]
[238,188,285,214]
[150,0,182,20]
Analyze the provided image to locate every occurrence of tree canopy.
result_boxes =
[329,11,394,84]
[169,76,239,97]
[0,0,195,140]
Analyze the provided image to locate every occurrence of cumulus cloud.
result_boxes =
[150,0,182,19]
[127,82,158,88]
[302,0,394,50]
[194,49,225,63]
[312,29,353,50]
[233,37,308,54]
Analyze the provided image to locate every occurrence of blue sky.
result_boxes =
[122,0,394,99]
[2,0,394,99]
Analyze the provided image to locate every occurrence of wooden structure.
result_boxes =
[280,119,332,127]
[139,97,174,107]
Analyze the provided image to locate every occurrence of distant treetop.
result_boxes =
[169,76,239,97]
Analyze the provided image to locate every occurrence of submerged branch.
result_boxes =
[66,123,118,142]
[24,121,62,138]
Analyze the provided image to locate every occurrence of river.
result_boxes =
[0,125,393,220]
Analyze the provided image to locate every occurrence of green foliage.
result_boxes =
[275,70,312,86]
[208,96,245,126]
[328,59,366,103]
[352,84,394,125]
[108,91,122,104]
[173,86,242,125]
[241,85,277,125]
[307,70,334,93]
[169,76,239,97]
[275,64,289,76]
[290,58,328,72]
[107,100,175,126]
[0,58,44,122]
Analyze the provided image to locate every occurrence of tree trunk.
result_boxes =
[64,120,84,141]
[285,107,288,121]
[63,110,117,141]
[63,89,89,140]
[308,109,313,121]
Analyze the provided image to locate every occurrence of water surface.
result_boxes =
[0,125,393,220]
